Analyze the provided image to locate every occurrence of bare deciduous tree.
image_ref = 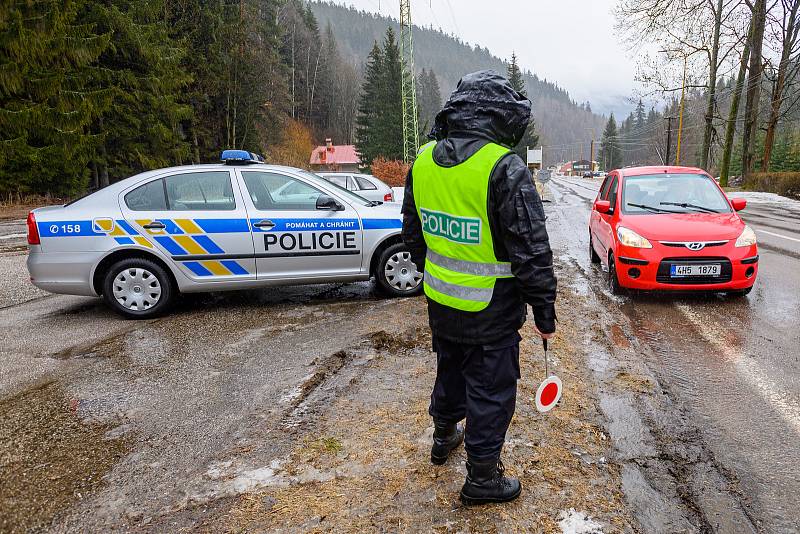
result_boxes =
[762,0,800,170]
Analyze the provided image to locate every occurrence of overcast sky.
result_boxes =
[329,0,641,116]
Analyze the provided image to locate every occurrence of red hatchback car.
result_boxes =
[589,166,758,295]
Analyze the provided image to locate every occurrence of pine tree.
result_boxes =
[380,28,404,160]
[355,28,403,166]
[355,42,385,165]
[599,114,623,171]
[513,119,540,160]
[506,53,537,158]
[634,99,646,129]
[81,0,192,187]
[417,68,442,137]
[0,0,111,195]
[506,52,526,96]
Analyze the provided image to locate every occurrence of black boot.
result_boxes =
[460,459,521,506]
[430,419,464,465]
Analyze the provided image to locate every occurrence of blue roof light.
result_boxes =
[220,150,264,164]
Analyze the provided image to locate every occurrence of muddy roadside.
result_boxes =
[144,263,647,533]
[1,254,755,532]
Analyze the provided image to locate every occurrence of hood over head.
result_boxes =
[430,70,532,148]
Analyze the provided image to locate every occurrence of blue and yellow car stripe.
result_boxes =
[136,218,226,255]
[39,216,403,278]
[134,218,249,276]
[90,218,155,248]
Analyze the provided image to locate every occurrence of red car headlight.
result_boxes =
[617,226,652,248]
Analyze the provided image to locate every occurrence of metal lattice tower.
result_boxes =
[399,0,419,163]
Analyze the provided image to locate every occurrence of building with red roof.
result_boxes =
[310,139,361,173]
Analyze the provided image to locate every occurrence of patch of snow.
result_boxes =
[231,459,287,493]
[279,380,308,404]
[205,459,233,480]
[732,191,800,207]
[558,509,604,534]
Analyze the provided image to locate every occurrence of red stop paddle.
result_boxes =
[535,338,562,413]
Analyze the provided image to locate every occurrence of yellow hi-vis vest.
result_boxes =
[412,141,514,312]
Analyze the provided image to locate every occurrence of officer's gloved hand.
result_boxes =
[533,325,555,340]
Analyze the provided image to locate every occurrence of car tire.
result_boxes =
[589,234,601,264]
[102,258,175,319]
[374,243,423,298]
[608,254,624,296]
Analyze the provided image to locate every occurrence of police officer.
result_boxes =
[402,70,557,506]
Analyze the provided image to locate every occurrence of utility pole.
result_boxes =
[665,116,675,165]
[399,0,419,163]
[676,55,688,165]
[585,127,595,171]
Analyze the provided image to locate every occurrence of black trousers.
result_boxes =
[428,333,521,462]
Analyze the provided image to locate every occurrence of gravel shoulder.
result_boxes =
[158,265,639,533]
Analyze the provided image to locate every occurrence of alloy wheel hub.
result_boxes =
[385,252,422,292]
[112,268,162,311]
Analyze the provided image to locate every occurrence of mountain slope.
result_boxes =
[310,1,606,154]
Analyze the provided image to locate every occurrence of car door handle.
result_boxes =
[143,222,166,230]
[253,220,276,229]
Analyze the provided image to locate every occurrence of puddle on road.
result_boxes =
[0,381,127,533]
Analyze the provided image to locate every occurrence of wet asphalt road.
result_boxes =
[1,184,799,532]
[547,175,800,533]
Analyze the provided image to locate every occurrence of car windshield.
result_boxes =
[622,173,731,215]
[299,170,372,207]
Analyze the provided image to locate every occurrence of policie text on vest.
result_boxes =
[420,208,482,245]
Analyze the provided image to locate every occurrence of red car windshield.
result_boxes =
[622,174,732,215]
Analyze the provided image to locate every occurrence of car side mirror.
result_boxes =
[730,198,747,211]
[316,194,344,211]
[594,200,611,214]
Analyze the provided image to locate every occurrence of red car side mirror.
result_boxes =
[730,198,747,211]
[594,200,611,214]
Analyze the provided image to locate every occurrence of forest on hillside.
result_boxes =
[310,1,607,151]
[2,0,610,197]
[1,0,364,196]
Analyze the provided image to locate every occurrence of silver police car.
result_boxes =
[26,151,422,318]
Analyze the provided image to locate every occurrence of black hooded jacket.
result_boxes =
[402,70,557,344]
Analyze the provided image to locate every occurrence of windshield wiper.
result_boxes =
[627,203,678,213]
[660,201,720,213]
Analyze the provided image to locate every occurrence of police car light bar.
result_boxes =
[220,150,265,164]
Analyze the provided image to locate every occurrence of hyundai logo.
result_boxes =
[686,242,705,251]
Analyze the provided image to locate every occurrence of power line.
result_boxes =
[443,0,461,34]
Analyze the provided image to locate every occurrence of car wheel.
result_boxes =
[589,234,601,264]
[375,243,423,297]
[608,254,624,296]
[102,258,175,319]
